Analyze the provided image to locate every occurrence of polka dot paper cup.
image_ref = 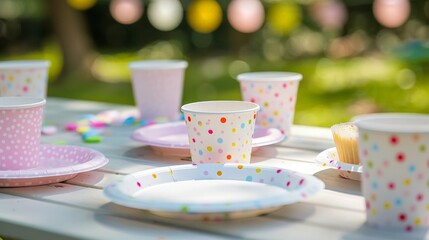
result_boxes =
[0,97,45,170]
[237,72,302,140]
[129,60,188,121]
[355,113,429,232]
[181,101,260,164]
[0,60,51,98]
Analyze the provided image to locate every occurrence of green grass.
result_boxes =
[44,56,429,127]
[48,73,135,105]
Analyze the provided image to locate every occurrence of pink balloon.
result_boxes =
[310,0,348,30]
[227,0,265,33]
[373,0,410,28]
[110,0,143,25]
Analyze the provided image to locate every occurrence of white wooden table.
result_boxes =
[0,98,427,240]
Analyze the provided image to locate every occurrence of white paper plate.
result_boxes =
[104,164,324,220]
[315,147,362,181]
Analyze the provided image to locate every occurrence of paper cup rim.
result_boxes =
[129,60,188,69]
[237,72,303,82]
[0,97,46,109]
[0,60,51,69]
[354,113,429,133]
[181,101,260,114]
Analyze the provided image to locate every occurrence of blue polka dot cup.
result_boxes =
[355,113,429,232]
[0,60,50,98]
[181,101,260,164]
[237,72,302,141]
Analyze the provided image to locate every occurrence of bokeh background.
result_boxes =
[1,0,428,127]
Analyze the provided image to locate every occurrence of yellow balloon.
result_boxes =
[267,2,302,36]
[67,0,97,10]
[187,0,223,33]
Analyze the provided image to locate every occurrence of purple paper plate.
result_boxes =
[131,121,285,157]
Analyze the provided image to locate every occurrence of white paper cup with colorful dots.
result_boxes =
[0,60,51,98]
[355,113,429,232]
[181,101,260,164]
[237,72,302,141]
[129,60,188,121]
[0,97,45,170]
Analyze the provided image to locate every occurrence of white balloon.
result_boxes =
[148,0,183,31]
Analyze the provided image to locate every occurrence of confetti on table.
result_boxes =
[52,140,68,145]
[41,125,58,135]
[62,108,181,144]
[83,135,102,143]
[77,126,91,134]
[65,123,78,132]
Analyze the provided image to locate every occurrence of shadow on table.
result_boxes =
[251,145,278,157]
[123,146,190,161]
[65,171,108,187]
[342,223,429,240]
[123,146,190,165]
[249,147,279,164]
[99,202,155,221]
[94,206,187,238]
[265,203,317,222]
[97,202,318,238]
[0,172,105,198]
[123,145,278,166]
[123,146,153,159]
[314,169,361,196]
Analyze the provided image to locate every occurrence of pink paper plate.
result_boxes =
[315,147,362,181]
[131,121,285,157]
[0,144,108,187]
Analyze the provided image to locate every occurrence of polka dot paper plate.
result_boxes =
[0,144,108,187]
[131,121,285,157]
[315,147,362,181]
[104,163,324,220]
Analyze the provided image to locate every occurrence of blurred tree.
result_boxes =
[47,0,96,80]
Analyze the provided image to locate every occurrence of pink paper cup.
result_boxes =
[355,113,429,232]
[0,60,51,98]
[181,101,260,164]
[0,97,45,170]
[237,72,302,140]
[129,60,188,121]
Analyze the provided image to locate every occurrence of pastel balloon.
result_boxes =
[110,0,143,25]
[373,0,410,28]
[227,0,265,33]
[148,0,183,31]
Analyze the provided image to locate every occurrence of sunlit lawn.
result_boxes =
[4,43,428,128]
[46,54,429,128]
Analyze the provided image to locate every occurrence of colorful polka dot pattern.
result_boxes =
[104,163,324,220]
[315,147,362,181]
[239,80,299,137]
[183,111,257,164]
[0,106,44,170]
[0,68,48,98]
[359,131,429,231]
